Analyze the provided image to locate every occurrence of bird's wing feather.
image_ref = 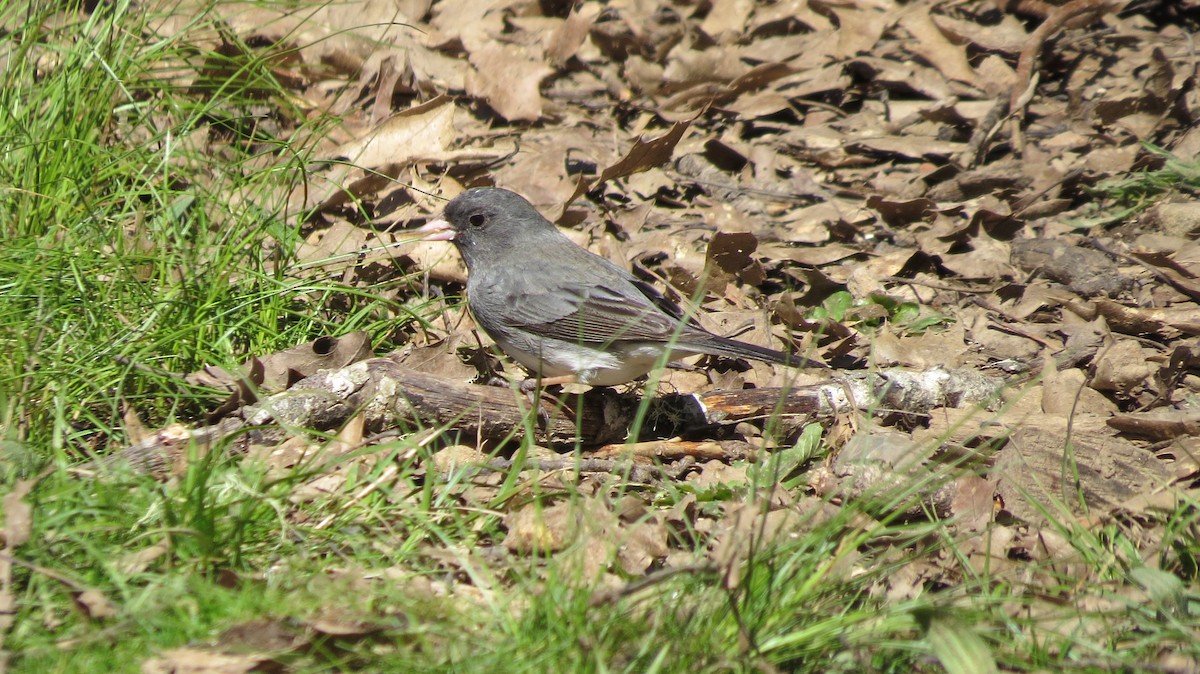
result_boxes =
[472,260,689,346]
[469,234,710,345]
[628,276,707,332]
[525,283,687,344]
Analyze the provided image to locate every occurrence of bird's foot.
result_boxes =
[517,378,561,430]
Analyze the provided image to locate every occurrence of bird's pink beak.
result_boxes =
[415,218,455,241]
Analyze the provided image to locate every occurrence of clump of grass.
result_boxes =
[0,1,422,465]
[1088,143,1200,218]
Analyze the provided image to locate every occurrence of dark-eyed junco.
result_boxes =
[417,187,819,387]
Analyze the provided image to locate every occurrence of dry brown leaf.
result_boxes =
[74,589,118,620]
[546,5,600,65]
[503,501,578,554]
[329,96,498,169]
[848,136,967,162]
[941,235,1014,280]
[430,444,490,474]
[949,474,996,533]
[1107,410,1200,442]
[662,47,751,88]
[614,518,668,575]
[700,0,754,42]
[1145,203,1200,239]
[466,42,554,122]
[396,325,483,383]
[704,231,760,294]
[1041,367,1116,416]
[218,618,305,654]
[898,6,982,89]
[295,98,517,214]
[303,611,389,638]
[749,0,834,35]
[561,119,693,216]
[829,6,888,59]
[992,413,1175,524]
[1091,340,1154,392]
[116,543,171,575]
[183,334,373,420]
[871,323,969,369]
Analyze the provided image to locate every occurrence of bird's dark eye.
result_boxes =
[468,214,486,228]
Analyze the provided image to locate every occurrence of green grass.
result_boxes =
[11,445,936,673]
[0,0,426,462]
[1081,143,1200,226]
[2,1,1199,673]
[1092,144,1200,208]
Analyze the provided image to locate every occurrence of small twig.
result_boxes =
[998,0,1059,17]
[1012,167,1085,218]
[482,457,664,483]
[967,296,1039,330]
[1089,238,1200,304]
[959,97,1008,168]
[1011,0,1118,114]
[883,276,997,295]
[1008,69,1039,156]
[884,97,958,136]
[587,439,740,462]
[588,563,717,606]
[113,356,187,380]
[0,552,88,592]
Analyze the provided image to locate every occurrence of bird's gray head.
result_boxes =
[419,188,555,271]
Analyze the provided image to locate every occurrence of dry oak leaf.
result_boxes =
[304,97,516,212]
[329,95,509,169]
[466,42,554,122]
[561,119,693,217]
[898,5,983,90]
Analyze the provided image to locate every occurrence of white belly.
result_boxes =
[494,337,677,386]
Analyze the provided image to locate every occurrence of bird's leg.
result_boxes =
[479,376,552,428]
[481,375,514,388]
[482,375,572,431]
[518,376,575,431]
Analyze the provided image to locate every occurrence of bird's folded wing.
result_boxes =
[505,282,686,345]
[628,277,708,332]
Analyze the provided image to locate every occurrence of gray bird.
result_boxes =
[417,187,819,387]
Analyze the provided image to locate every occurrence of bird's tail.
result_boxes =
[687,334,826,369]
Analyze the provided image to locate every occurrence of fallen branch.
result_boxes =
[1010,0,1122,115]
[85,354,1007,477]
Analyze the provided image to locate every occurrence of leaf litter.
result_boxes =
[24,0,1200,668]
